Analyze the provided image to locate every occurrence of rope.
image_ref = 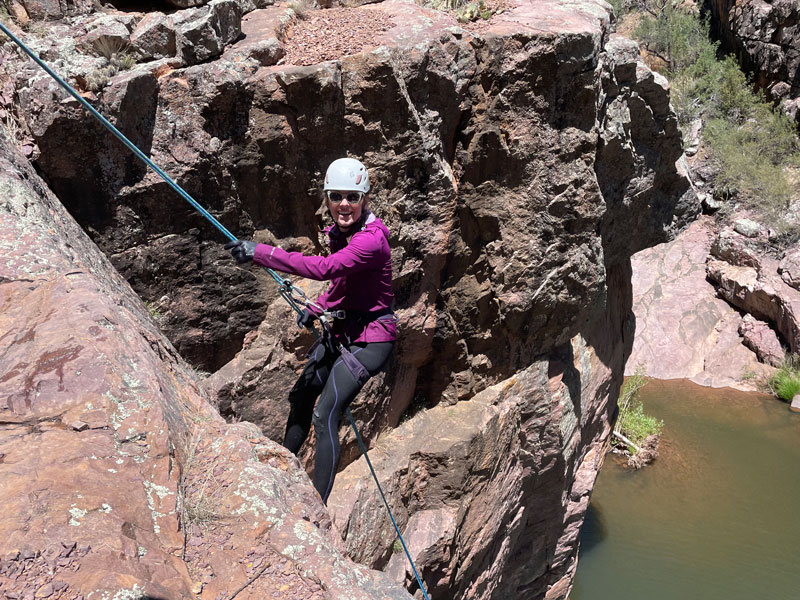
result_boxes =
[345,408,431,600]
[0,23,429,598]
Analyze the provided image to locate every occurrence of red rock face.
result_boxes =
[0,0,697,598]
[328,261,632,600]
[0,133,412,599]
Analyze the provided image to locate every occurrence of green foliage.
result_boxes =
[85,50,137,93]
[118,52,137,71]
[705,111,797,223]
[616,400,664,448]
[606,0,627,18]
[617,364,649,416]
[768,355,800,402]
[615,366,662,450]
[144,301,163,321]
[634,3,710,77]
[93,36,128,60]
[392,538,403,554]
[627,1,800,233]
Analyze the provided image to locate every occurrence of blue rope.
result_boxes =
[345,408,431,600]
[1,22,429,596]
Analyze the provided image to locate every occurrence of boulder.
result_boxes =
[221,6,292,66]
[791,394,800,412]
[167,0,213,7]
[710,227,762,269]
[328,310,621,599]
[779,246,800,290]
[707,256,800,353]
[130,13,178,61]
[8,0,30,26]
[738,314,786,366]
[14,0,93,20]
[733,217,762,238]
[626,218,772,389]
[174,0,244,65]
[699,191,724,213]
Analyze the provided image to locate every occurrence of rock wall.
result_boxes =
[624,217,775,389]
[327,261,632,600]
[0,129,412,599]
[706,0,800,121]
[0,0,697,598]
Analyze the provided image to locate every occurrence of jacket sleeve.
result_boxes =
[252,230,382,281]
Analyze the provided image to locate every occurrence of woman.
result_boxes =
[225,158,396,503]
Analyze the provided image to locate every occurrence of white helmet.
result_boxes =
[323,158,370,193]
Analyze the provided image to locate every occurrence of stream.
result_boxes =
[571,379,800,600]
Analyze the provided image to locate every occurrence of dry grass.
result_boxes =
[179,431,227,537]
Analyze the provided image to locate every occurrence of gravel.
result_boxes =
[282,7,395,66]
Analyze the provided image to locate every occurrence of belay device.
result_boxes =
[0,20,430,600]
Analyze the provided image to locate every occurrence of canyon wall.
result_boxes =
[0,0,696,597]
[0,128,411,599]
[706,0,800,121]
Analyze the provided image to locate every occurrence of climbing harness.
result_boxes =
[0,21,431,600]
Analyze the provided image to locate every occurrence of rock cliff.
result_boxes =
[706,0,800,122]
[625,217,777,389]
[0,0,696,598]
[0,128,412,598]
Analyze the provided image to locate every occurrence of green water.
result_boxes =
[571,379,800,600]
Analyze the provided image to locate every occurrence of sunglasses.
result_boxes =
[327,191,364,204]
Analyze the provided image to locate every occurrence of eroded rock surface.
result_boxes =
[0,130,411,599]
[707,254,800,354]
[626,218,774,389]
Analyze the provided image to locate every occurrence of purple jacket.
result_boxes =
[252,212,396,343]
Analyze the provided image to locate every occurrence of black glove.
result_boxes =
[296,309,317,329]
[224,240,258,264]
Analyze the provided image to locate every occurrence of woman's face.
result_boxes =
[327,190,366,232]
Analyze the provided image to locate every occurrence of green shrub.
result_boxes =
[670,42,720,126]
[634,3,710,78]
[768,355,800,402]
[607,0,627,18]
[626,0,800,233]
[705,105,798,223]
[93,36,128,60]
[617,364,649,416]
[615,366,662,450]
[616,400,663,447]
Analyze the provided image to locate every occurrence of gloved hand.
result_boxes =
[224,240,258,264]
[296,309,317,329]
